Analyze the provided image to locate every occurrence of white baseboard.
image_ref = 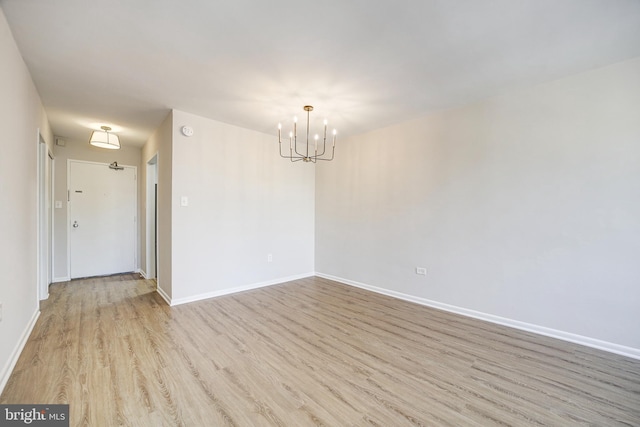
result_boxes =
[138,269,157,281]
[156,285,171,306]
[52,276,70,283]
[168,272,315,307]
[0,309,40,395]
[316,272,640,361]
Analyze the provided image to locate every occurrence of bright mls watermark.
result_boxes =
[0,405,68,426]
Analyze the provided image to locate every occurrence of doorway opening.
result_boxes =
[146,155,158,280]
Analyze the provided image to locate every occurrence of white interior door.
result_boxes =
[69,160,136,279]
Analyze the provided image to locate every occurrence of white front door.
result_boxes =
[69,160,136,279]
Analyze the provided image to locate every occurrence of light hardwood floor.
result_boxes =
[2,274,639,426]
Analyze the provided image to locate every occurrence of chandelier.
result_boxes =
[278,105,336,162]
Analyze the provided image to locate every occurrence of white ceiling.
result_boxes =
[2,0,640,147]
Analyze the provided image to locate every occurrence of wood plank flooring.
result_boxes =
[2,274,639,426]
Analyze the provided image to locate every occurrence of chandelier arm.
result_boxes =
[289,147,302,161]
[312,134,333,160]
[278,128,292,159]
[279,133,306,161]
[291,119,303,158]
[278,136,290,158]
[316,122,328,157]
[293,130,306,158]
[315,144,335,161]
[316,136,327,157]
[280,139,303,160]
[293,139,305,158]
[288,131,303,159]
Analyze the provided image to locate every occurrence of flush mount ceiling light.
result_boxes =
[89,126,121,150]
[278,105,336,163]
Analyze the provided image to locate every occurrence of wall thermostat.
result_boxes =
[181,126,194,137]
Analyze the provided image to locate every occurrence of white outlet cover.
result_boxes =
[181,126,194,137]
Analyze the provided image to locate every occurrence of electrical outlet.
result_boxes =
[268,254,273,263]
[416,267,427,275]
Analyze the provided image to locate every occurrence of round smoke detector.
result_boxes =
[181,126,194,137]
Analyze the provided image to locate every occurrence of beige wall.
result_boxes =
[0,7,54,390]
[169,110,315,302]
[316,57,640,355]
[139,110,316,304]
[52,140,142,281]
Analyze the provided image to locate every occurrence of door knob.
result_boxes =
[72,221,79,228]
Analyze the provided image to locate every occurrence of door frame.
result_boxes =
[37,131,54,301]
[67,159,138,278]
[145,154,158,280]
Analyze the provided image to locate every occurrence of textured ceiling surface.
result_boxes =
[2,0,640,147]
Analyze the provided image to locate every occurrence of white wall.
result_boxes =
[316,57,640,354]
[52,140,142,281]
[169,110,315,302]
[0,7,53,391]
